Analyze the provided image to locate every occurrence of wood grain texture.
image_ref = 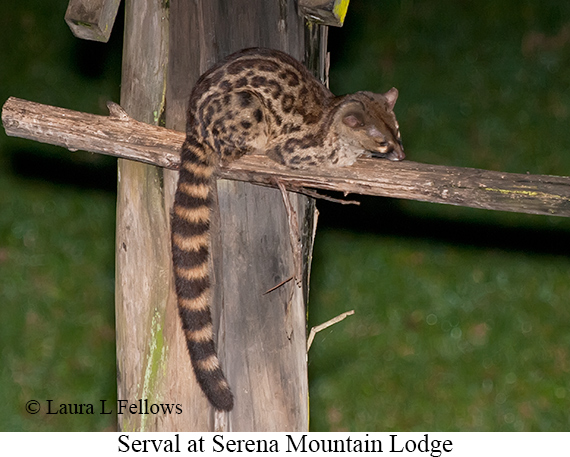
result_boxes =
[166,0,316,432]
[4,96,570,218]
[219,156,570,217]
[65,0,122,42]
[113,0,196,433]
[2,97,183,169]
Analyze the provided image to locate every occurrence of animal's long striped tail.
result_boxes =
[171,138,234,411]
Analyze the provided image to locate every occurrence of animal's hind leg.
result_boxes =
[215,91,269,162]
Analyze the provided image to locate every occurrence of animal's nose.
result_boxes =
[388,148,405,161]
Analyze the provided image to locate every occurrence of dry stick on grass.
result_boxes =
[307,310,356,352]
[3,96,570,218]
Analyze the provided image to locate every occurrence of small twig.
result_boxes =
[296,187,360,205]
[275,179,360,205]
[276,179,303,286]
[307,310,355,352]
[263,276,294,295]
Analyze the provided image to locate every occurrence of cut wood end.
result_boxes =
[107,101,130,121]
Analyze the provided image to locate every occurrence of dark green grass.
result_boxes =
[308,230,570,431]
[0,170,116,431]
[329,1,570,176]
[0,0,119,431]
[2,0,570,431]
[308,0,570,431]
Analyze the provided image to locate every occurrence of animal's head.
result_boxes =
[334,89,405,161]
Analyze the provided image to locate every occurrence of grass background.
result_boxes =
[1,0,120,431]
[2,0,570,431]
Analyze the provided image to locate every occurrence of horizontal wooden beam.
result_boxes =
[218,156,570,217]
[3,96,570,217]
[2,97,182,169]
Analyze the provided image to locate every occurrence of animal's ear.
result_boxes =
[342,111,365,128]
[383,87,399,110]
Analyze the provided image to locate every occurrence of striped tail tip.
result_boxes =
[194,366,234,411]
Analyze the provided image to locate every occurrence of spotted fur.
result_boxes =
[172,47,404,411]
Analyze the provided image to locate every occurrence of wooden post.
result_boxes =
[116,0,328,431]
[114,0,175,432]
[65,0,122,42]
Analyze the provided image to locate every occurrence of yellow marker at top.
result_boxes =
[334,0,350,25]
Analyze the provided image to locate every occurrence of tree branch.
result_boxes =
[3,96,570,217]
[2,97,183,169]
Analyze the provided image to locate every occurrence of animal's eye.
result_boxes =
[342,114,365,128]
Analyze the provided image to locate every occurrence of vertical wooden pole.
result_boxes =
[116,0,328,431]
[115,0,199,431]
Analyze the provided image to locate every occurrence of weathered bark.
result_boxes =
[2,97,182,168]
[65,0,122,42]
[114,0,181,432]
[4,96,570,218]
[117,0,325,431]
[165,0,318,432]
